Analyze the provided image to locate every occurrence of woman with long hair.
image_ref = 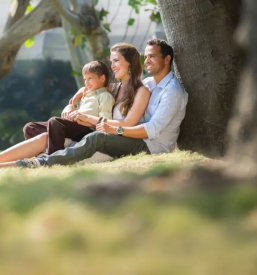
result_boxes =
[0,43,150,168]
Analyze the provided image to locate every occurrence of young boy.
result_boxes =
[23,61,114,155]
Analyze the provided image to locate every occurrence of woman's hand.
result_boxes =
[96,122,116,135]
[69,88,86,107]
[61,104,75,119]
[68,110,88,122]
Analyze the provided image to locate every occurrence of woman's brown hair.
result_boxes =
[110,43,143,117]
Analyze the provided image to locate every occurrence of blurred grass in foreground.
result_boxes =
[0,150,256,275]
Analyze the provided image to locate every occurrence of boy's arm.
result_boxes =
[68,92,114,125]
[61,104,75,119]
[62,87,85,119]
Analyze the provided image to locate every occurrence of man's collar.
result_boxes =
[156,71,174,88]
[85,87,107,97]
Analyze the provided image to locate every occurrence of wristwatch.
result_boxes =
[116,126,124,136]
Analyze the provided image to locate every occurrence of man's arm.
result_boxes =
[143,89,186,140]
[96,123,148,138]
[121,124,148,138]
[96,87,187,139]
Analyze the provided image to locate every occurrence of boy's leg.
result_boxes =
[23,122,48,140]
[40,131,150,166]
[47,117,93,154]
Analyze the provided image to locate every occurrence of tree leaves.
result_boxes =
[25,36,35,48]
[127,18,135,26]
[128,0,148,14]
[103,23,111,32]
[72,70,82,77]
[26,5,34,14]
[150,11,161,24]
[148,0,158,5]
[70,29,87,49]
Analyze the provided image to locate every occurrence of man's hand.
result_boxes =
[61,104,74,119]
[96,122,116,135]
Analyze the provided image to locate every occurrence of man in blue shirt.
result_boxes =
[17,39,188,167]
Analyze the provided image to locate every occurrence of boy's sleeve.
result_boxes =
[98,92,115,119]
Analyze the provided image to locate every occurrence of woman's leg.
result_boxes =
[0,133,48,163]
[0,161,17,168]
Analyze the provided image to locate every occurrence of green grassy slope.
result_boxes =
[0,150,256,275]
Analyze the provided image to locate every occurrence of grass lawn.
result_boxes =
[0,150,257,275]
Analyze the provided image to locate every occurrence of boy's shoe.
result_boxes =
[64,138,77,148]
[15,158,46,168]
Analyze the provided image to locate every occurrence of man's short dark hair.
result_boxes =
[147,39,173,66]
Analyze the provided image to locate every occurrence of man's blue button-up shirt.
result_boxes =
[142,71,188,154]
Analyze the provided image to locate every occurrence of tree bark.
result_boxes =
[0,0,61,79]
[61,0,92,88]
[158,0,242,156]
[4,0,31,31]
[51,0,109,62]
[227,0,257,178]
[0,0,31,79]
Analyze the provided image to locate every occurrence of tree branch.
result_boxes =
[51,0,109,60]
[50,0,83,32]
[0,0,61,80]
[0,0,31,79]
[4,0,31,31]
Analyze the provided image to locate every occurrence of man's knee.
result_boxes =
[82,131,106,142]
[80,131,106,150]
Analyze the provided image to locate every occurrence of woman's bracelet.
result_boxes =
[96,117,103,124]
[96,116,107,124]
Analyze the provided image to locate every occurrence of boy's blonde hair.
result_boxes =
[82,61,109,86]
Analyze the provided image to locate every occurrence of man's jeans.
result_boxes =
[40,132,150,166]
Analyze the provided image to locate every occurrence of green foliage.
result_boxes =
[103,47,111,56]
[24,36,35,48]
[70,28,87,49]
[101,9,109,18]
[127,18,135,26]
[150,10,161,24]
[140,54,145,65]
[72,70,83,77]
[148,0,158,5]
[26,4,34,13]
[103,23,111,32]
[128,0,148,13]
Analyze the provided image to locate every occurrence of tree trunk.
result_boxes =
[51,0,109,62]
[227,0,257,178]
[61,0,92,88]
[158,0,242,156]
[0,0,31,79]
[0,0,61,80]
